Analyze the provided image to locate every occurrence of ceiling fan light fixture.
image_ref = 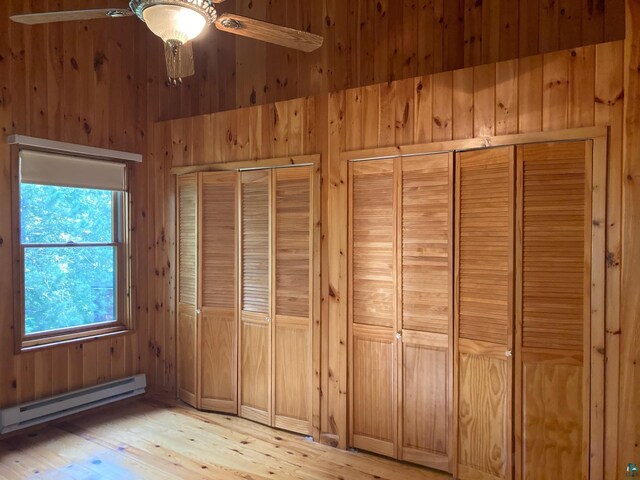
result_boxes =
[130,0,217,43]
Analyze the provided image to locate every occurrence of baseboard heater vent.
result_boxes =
[0,374,146,434]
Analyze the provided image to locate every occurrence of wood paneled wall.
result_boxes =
[0,0,148,408]
[142,96,321,395]
[149,0,625,119]
[327,43,625,477]
[0,1,636,477]
[153,40,628,475]
[621,0,640,472]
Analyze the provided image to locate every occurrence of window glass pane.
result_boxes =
[20,184,114,244]
[24,246,116,335]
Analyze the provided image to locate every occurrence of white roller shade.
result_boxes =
[20,150,126,191]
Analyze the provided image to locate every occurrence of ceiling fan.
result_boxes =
[10,0,324,85]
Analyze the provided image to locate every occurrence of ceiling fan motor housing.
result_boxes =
[129,0,218,32]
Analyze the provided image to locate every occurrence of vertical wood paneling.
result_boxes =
[325,91,348,447]
[499,1,519,61]
[542,50,571,131]
[414,76,433,144]
[473,63,496,137]
[517,55,544,133]
[495,60,519,135]
[464,0,483,67]
[0,1,145,409]
[432,72,453,141]
[620,2,640,476]
[151,40,624,457]
[568,45,596,128]
[141,0,624,120]
[453,68,474,140]
[594,40,623,480]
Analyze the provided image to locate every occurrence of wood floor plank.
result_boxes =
[0,396,449,480]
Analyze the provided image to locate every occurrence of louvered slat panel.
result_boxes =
[178,175,197,306]
[458,149,511,346]
[275,168,311,317]
[351,160,395,328]
[200,172,238,414]
[402,154,451,334]
[521,142,586,351]
[202,174,236,309]
[241,171,270,313]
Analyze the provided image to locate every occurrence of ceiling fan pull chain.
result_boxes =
[164,40,194,86]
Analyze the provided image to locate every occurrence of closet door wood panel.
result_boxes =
[398,153,454,472]
[239,170,272,425]
[400,330,450,469]
[177,174,198,408]
[456,147,514,480]
[515,142,592,480]
[273,167,313,435]
[199,172,238,413]
[349,159,397,457]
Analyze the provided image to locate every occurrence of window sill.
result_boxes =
[17,326,135,354]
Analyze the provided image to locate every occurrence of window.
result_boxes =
[15,149,132,350]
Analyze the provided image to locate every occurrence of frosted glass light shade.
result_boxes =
[143,5,207,43]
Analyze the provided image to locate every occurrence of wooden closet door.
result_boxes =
[456,147,514,480]
[515,142,594,480]
[239,170,272,425]
[349,160,397,458]
[177,174,198,408]
[199,172,238,414]
[273,166,313,435]
[398,153,453,472]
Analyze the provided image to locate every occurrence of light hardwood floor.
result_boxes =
[0,395,450,479]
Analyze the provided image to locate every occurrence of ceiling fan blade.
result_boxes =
[164,41,195,85]
[214,14,323,53]
[10,8,133,25]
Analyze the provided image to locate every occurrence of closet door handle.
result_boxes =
[395,332,402,340]
[266,316,272,323]
[505,350,512,358]
[195,309,201,315]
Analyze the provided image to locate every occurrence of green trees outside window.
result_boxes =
[20,184,117,335]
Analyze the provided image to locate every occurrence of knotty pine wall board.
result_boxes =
[147,0,625,120]
[0,0,148,408]
[152,44,625,476]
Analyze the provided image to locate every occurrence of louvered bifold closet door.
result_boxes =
[199,172,238,414]
[239,170,272,425]
[177,174,198,408]
[515,142,593,480]
[398,153,453,472]
[349,160,397,458]
[456,147,514,480]
[273,166,313,435]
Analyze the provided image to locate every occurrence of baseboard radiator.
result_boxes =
[0,374,146,434]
